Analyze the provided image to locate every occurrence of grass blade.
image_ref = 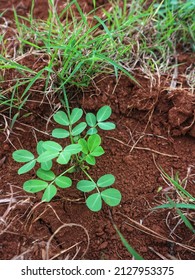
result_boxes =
[113,223,144,260]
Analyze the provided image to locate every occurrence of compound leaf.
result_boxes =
[18,159,36,175]
[97,174,115,187]
[97,105,111,122]
[42,141,62,152]
[42,184,57,202]
[70,108,83,125]
[86,193,102,212]
[36,168,55,181]
[55,176,72,188]
[86,113,96,127]
[101,188,121,206]
[23,179,48,193]
[71,122,87,136]
[13,149,34,162]
[52,128,70,139]
[53,111,69,126]
[97,122,116,130]
[77,180,96,192]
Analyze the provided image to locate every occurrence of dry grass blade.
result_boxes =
[148,247,168,260]
[117,212,195,253]
[106,136,179,158]
[45,223,90,260]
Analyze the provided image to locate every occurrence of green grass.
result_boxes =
[113,222,144,260]
[0,0,194,122]
[153,169,195,234]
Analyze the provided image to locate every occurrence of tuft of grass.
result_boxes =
[153,169,195,234]
[0,0,194,124]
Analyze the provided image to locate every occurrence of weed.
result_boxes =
[153,169,195,234]
[113,223,144,260]
[12,91,121,212]
[1,0,194,122]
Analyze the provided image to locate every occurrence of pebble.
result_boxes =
[98,241,108,250]
[96,231,105,237]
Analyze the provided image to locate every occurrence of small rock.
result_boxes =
[96,231,104,237]
[98,241,108,250]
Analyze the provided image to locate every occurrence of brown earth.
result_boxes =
[0,0,195,260]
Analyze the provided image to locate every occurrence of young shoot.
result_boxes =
[12,105,122,212]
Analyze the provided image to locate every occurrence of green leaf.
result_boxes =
[18,159,36,175]
[153,203,195,210]
[97,105,112,122]
[87,128,98,135]
[52,128,70,139]
[86,113,96,127]
[71,122,87,136]
[90,146,104,157]
[70,108,83,125]
[77,180,96,192]
[97,122,116,130]
[101,188,121,206]
[78,138,88,154]
[73,136,80,143]
[86,193,102,212]
[55,176,72,188]
[97,174,115,187]
[37,141,45,155]
[42,184,57,202]
[176,208,195,233]
[86,154,96,165]
[64,144,82,154]
[36,168,55,181]
[41,160,52,171]
[87,134,101,152]
[37,151,59,163]
[42,141,62,152]
[57,151,71,164]
[13,149,34,162]
[23,179,48,193]
[161,170,195,201]
[113,223,144,260]
[53,111,69,126]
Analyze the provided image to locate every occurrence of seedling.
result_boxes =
[12,104,122,212]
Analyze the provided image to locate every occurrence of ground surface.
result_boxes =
[0,0,195,260]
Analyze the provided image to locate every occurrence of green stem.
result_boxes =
[81,167,100,193]
[48,165,76,188]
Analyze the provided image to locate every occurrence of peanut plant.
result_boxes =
[12,105,121,212]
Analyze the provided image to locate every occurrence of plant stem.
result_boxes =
[48,165,76,188]
[81,167,100,193]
